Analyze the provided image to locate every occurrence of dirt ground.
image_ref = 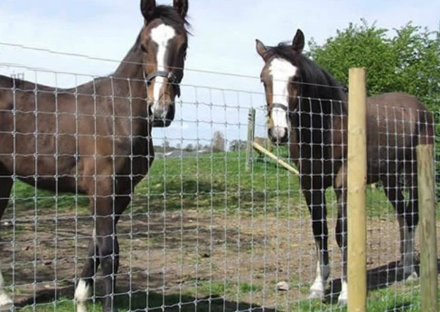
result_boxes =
[0,208,436,311]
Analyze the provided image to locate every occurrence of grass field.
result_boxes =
[3,148,437,311]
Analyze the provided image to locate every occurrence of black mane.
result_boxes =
[264,43,347,115]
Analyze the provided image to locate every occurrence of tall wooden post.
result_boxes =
[347,68,367,311]
[417,144,438,312]
[245,108,256,172]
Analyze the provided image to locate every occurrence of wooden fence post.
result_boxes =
[347,67,367,311]
[245,108,256,172]
[417,144,438,312]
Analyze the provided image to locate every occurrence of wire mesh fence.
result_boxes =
[0,43,438,312]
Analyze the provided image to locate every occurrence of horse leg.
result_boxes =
[74,230,100,312]
[302,177,330,300]
[400,165,418,280]
[0,174,13,306]
[75,191,131,312]
[334,187,348,304]
[382,173,418,280]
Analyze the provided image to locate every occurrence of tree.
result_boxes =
[211,130,225,152]
[308,19,440,108]
[162,138,170,151]
[308,19,440,199]
[184,143,194,151]
[229,139,247,152]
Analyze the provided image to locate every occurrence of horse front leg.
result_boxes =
[303,183,330,301]
[383,174,418,280]
[97,213,120,312]
[98,194,131,312]
[74,193,130,312]
[74,230,100,312]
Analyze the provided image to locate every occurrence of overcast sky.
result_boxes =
[0,0,439,147]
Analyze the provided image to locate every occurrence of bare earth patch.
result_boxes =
[0,207,436,310]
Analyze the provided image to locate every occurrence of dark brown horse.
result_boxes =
[0,0,189,311]
[256,29,434,304]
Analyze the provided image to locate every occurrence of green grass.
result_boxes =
[7,148,438,311]
[10,180,89,213]
[10,148,398,219]
[135,150,305,216]
[16,281,427,312]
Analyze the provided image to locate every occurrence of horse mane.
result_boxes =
[263,43,347,115]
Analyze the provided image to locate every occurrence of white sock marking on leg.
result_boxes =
[75,279,90,312]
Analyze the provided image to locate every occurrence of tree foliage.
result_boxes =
[212,131,226,152]
[229,139,247,152]
[308,19,440,199]
[308,19,440,108]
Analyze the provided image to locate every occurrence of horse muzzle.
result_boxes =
[268,126,289,145]
[145,70,180,128]
[268,103,290,145]
[150,101,175,127]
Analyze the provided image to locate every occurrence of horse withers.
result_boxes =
[0,0,189,311]
[256,29,434,304]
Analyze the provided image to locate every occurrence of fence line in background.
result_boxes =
[246,108,256,172]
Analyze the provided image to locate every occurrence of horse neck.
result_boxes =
[295,85,347,156]
[113,46,146,100]
[111,45,150,119]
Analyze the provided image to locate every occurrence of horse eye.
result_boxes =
[140,44,147,53]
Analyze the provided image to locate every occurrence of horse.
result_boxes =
[0,0,189,311]
[255,29,434,304]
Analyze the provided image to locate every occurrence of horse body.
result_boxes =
[0,1,189,311]
[0,72,151,193]
[256,29,434,304]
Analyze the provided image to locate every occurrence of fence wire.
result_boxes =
[0,46,438,312]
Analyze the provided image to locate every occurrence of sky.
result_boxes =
[0,0,439,148]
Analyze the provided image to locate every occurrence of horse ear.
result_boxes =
[256,39,267,59]
[141,0,156,22]
[173,0,189,19]
[292,29,305,53]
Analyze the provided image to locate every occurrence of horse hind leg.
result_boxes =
[382,172,418,281]
[0,172,13,306]
[399,163,419,280]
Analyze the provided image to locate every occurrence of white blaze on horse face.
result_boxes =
[269,58,298,130]
[150,24,176,117]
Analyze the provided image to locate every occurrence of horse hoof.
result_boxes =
[308,290,325,301]
[405,271,418,281]
[337,296,348,305]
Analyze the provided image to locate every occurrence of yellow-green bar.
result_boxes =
[417,145,438,312]
[347,67,367,312]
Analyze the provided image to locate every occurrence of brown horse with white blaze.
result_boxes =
[0,0,189,311]
[256,29,434,304]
